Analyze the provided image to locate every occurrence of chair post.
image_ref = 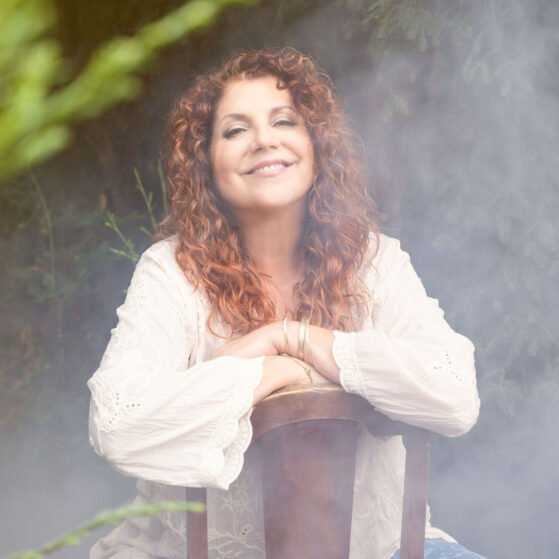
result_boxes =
[186,487,208,559]
[399,428,430,559]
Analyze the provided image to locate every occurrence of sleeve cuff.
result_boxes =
[199,356,264,489]
[332,331,368,400]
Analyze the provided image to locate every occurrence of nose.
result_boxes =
[251,123,280,151]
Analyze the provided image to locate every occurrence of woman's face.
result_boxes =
[210,75,314,220]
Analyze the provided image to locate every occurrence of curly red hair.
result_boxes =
[159,47,380,335]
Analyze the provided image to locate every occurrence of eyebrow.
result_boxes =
[216,105,296,126]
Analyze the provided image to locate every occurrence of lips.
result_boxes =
[245,159,293,176]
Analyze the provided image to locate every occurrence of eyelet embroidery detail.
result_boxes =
[430,346,472,384]
[97,383,144,433]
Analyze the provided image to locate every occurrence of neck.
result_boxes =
[235,207,305,281]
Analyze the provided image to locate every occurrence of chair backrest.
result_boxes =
[187,386,429,559]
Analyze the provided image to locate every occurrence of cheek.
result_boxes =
[210,147,243,206]
[212,142,243,177]
[210,147,231,189]
[298,129,314,162]
[302,139,315,178]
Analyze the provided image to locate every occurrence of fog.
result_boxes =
[1,1,558,558]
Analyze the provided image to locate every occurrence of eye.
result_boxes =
[223,126,246,139]
[274,118,297,127]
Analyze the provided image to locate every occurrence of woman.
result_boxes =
[88,47,483,559]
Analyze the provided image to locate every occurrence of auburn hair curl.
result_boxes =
[159,47,380,335]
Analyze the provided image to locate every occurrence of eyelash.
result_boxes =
[223,127,245,139]
[222,119,297,139]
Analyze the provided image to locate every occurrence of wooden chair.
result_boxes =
[186,385,430,559]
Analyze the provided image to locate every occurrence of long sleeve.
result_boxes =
[334,235,480,437]
[87,239,263,490]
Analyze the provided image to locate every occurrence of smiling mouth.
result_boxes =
[246,161,293,176]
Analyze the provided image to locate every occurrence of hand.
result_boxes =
[214,320,341,385]
[253,355,334,404]
[213,322,282,359]
[283,321,341,384]
[290,358,334,387]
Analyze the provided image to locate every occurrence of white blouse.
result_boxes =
[87,233,480,559]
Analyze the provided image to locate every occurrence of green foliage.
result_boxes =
[0,166,164,428]
[344,0,447,50]
[104,167,168,262]
[6,500,205,559]
[0,0,253,183]
[28,171,59,322]
[0,151,149,460]
[0,178,108,427]
[103,211,141,263]
[339,0,532,122]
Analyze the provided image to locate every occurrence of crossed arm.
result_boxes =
[213,321,339,404]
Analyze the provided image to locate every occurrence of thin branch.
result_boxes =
[6,501,205,559]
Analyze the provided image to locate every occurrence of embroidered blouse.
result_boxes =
[87,233,480,559]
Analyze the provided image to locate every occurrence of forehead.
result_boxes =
[215,76,294,118]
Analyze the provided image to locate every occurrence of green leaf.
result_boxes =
[0,0,251,182]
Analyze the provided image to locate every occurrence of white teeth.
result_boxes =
[252,163,287,174]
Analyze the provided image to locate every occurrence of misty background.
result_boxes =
[1,1,558,558]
